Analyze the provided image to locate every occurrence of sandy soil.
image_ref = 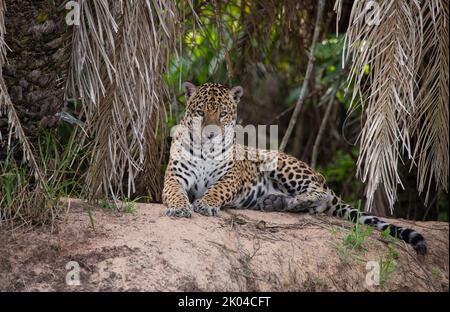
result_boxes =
[0,199,448,291]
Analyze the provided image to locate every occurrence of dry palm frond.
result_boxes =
[67,0,189,200]
[0,0,46,190]
[0,0,5,66]
[335,0,449,212]
[65,0,118,120]
[412,0,449,204]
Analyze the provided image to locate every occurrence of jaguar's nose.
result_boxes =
[203,125,221,141]
[207,132,215,139]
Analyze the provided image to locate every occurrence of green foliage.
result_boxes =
[343,202,374,251]
[0,146,28,211]
[437,192,449,221]
[344,221,373,251]
[0,125,87,225]
[124,201,138,214]
[286,36,346,107]
[430,266,442,279]
[98,196,144,214]
[330,206,400,286]
[318,149,362,203]
[36,13,48,23]
[37,129,85,197]
[379,245,399,285]
[99,199,116,211]
[123,196,146,214]
[166,11,238,90]
[315,37,344,85]
[319,149,357,183]
[380,227,392,240]
[330,224,366,266]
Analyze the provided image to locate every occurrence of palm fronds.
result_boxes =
[335,0,449,212]
[66,0,190,200]
[413,1,449,204]
[0,0,5,66]
[65,0,118,120]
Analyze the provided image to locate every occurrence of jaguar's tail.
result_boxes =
[328,195,427,255]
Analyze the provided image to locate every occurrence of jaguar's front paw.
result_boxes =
[165,207,193,218]
[192,200,220,217]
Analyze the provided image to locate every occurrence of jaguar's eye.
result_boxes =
[220,111,227,118]
[196,110,204,116]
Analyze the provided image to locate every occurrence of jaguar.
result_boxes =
[162,82,427,255]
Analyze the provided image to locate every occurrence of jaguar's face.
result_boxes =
[183,82,243,144]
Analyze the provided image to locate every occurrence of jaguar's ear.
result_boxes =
[183,82,197,101]
[229,85,244,103]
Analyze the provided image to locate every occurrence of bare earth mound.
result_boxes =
[0,200,448,291]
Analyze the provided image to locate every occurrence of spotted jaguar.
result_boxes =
[162,82,427,255]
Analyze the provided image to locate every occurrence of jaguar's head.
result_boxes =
[182,82,243,144]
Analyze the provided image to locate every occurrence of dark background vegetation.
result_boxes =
[0,0,448,226]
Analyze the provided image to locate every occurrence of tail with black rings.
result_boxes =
[328,195,427,255]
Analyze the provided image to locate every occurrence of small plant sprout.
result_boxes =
[343,201,373,251]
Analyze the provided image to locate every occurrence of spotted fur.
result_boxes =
[162,82,427,255]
